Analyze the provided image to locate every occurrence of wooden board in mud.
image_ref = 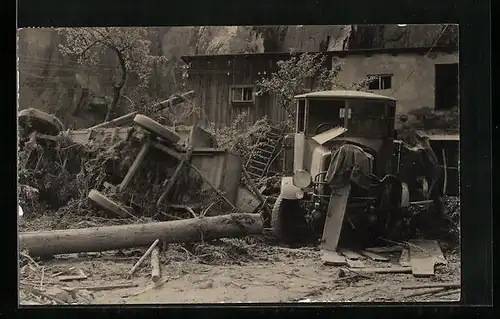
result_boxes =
[320,184,351,252]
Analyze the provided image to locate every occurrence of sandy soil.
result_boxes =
[19,237,461,305]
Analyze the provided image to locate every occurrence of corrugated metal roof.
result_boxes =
[294,90,396,101]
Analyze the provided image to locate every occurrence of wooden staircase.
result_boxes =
[245,124,286,184]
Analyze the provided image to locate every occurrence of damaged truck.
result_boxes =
[273,90,443,250]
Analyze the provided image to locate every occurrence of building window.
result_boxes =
[368,74,393,90]
[230,86,255,103]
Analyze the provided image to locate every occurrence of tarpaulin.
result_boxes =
[325,144,373,189]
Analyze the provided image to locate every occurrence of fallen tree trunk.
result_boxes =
[19,213,263,257]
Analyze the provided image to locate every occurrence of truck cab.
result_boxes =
[281,90,397,199]
[274,90,404,246]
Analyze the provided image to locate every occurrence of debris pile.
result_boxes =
[19,250,96,305]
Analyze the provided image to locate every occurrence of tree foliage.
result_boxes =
[407,106,459,132]
[257,53,373,119]
[57,27,168,122]
[205,113,272,159]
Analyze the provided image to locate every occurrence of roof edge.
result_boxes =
[181,46,458,62]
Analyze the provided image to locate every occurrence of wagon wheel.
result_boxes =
[133,115,181,145]
[18,108,64,137]
[88,189,133,218]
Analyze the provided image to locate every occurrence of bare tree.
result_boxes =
[58,27,167,122]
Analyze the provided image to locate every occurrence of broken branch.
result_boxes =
[404,287,447,298]
[401,282,460,290]
[128,239,160,277]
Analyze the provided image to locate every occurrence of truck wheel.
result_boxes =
[133,114,181,144]
[271,195,307,245]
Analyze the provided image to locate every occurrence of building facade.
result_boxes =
[181,46,458,128]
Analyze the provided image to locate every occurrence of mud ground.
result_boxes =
[19,220,460,304]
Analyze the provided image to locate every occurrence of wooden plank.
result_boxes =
[88,112,137,130]
[365,246,404,254]
[58,274,87,282]
[401,282,460,290]
[346,258,366,268]
[242,168,272,218]
[339,249,363,260]
[399,248,411,267]
[119,141,150,192]
[361,250,390,262]
[321,250,347,266]
[152,90,195,111]
[339,249,366,268]
[408,239,445,277]
[339,266,412,276]
[156,151,191,207]
[410,239,447,265]
[442,148,448,194]
[152,142,183,160]
[320,184,351,251]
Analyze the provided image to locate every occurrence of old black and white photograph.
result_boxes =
[17,24,460,304]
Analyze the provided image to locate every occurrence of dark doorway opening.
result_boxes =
[435,63,459,110]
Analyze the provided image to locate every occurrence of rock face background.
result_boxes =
[17,25,457,128]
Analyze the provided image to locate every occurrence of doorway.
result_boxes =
[434,63,459,111]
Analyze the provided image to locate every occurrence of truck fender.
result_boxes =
[280,176,302,200]
[401,182,410,208]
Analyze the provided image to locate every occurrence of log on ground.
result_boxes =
[19,213,263,257]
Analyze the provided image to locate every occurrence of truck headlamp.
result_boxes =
[295,190,304,199]
[292,170,312,189]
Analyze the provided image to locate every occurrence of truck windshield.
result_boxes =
[347,100,390,137]
[306,99,346,135]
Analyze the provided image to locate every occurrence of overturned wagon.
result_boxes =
[18,108,264,219]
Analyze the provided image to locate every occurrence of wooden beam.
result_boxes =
[321,250,347,266]
[339,266,412,275]
[442,148,448,194]
[360,250,389,262]
[156,149,192,208]
[401,282,460,290]
[119,141,151,192]
[241,168,272,220]
[408,239,446,277]
[320,184,351,252]
[152,142,183,160]
[152,90,195,111]
[88,112,138,130]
